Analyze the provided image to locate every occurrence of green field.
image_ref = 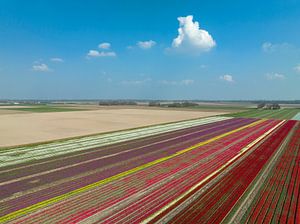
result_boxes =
[225,108,300,120]
[2,106,87,113]
[159,105,251,111]
[193,105,250,111]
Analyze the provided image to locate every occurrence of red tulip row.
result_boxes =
[153,120,295,224]
[241,121,300,223]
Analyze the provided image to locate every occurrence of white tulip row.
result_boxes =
[0,116,232,168]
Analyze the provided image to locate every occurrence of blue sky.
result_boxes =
[0,0,300,100]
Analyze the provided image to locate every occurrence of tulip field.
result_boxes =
[0,114,299,223]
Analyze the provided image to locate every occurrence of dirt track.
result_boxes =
[0,108,228,147]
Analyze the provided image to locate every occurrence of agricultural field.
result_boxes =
[226,108,300,120]
[1,106,87,113]
[0,105,89,114]
[0,112,299,223]
[0,108,225,148]
[2,0,300,223]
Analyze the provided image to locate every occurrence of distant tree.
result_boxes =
[99,100,137,106]
[149,102,161,107]
[272,104,281,109]
[166,102,198,108]
[264,103,280,110]
[257,103,266,109]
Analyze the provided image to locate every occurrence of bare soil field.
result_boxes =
[0,109,30,115]
[0,105,36,109]
[0,108,229,148]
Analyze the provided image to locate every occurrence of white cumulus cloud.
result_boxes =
[32,63,51,72]
[266,73,285,80]
[172,15,216,52]
[87,50,116,57]
[137,40,156,49]
[220,75,234,82]
[50,58,64,62]
[98,42,111,49]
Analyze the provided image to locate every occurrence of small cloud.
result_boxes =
[98,42,111,50]
[127,45,134,50]
[87,50,100,57]
[32,63,51,72]
[262,42,273,52]
[181,79,194,85]
[87,43,116,58]
[137,40,156,49]
[265,73,285,80]
[159,79,194,86]
[262,42,292,53]
[220,75,234,82]
[50,58,64,62]
[87,50,116,57]
[121,78,151,85]
[172,15,216,53]
[294,65,300,73]
[159,80,178,85]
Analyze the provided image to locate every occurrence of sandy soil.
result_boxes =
[0,109,30,115]
[0,108,228,148]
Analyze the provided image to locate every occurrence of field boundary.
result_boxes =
[0,115,225,151]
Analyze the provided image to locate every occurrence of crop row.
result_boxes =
[99,121,280,224]
[0,118,255,220]
[238,121,300,223]
[8,119,279,223]
[0,117,254,221]
[153,120,294,224]
[0,118,250,186]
